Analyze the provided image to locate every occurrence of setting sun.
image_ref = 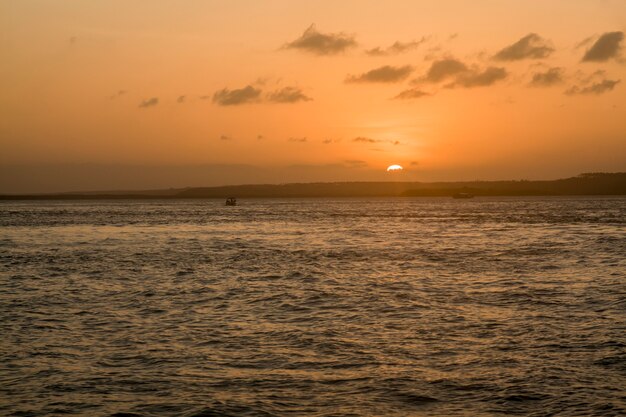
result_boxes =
[387,165,403,172]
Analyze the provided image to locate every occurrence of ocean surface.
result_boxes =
[1,197,625,417]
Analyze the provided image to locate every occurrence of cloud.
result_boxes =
[213,85,261,106]
[565,79,620,95]
[219,135,232,141]
[288,137,307,142]
[449,67,508,88]
[267,87,312,103]
[575,36,594,50]
[394,88,430,100]
[415,58,506,89]
[422,58,468,83]
[346,65,413,83]
[529,67,564,87]
[323,138,341,144]
[365,38,426,56]
[344,160,368,168]
[353,136,378,143]
[285,24,357,55]
[109,90,127,99]
[353,137,400,145]
[138,97,158,108]
[582,31,624,62]
[577,69,608,84]
[177,95,186,103]
[493,33,554,61]
[257,135,264,140]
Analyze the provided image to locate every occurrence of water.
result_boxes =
[1,197,625,416]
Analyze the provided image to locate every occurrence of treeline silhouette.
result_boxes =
[1,172,625,199]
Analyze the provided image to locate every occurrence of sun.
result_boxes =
[386,164,403,172]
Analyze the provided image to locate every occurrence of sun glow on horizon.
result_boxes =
[386,164,403,172]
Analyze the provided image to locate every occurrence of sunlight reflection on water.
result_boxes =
[1,197,625,416]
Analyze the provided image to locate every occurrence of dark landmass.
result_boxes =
[1,173,625,200]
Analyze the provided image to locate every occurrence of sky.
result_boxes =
[1,0,625,192]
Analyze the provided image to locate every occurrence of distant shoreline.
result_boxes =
[1,173,625,200]
[1,195,625,201]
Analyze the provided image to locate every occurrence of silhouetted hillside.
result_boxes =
[176,172,626,197]
[402,172,626,196]
[1,173,624,199]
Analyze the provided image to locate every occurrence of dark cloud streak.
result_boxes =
[530,67,564,87]
[365,38,426,56]
[138,97,158,108]
[346,65,413,83]
[394,88,430,100]
[582,31,624,62]
[285,24,357,55]
[213,85,261,106]
[448,67,508,88]
[422,58,468,83]
[353,137,378,143]
[353,137,400,145]
[344,160,368,168]
[267,87,312,103]
[493,33,554,61]
[565,79,620,95]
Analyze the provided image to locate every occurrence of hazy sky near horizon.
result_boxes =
[1,0,626,192]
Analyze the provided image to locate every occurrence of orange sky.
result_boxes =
[1,1,625,192]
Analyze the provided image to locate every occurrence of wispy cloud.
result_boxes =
[267,87,312,103]
[420,58,468,83]
[582,31,624,62]
[575,36,594,50]
[288,137,307,143]
[322,138,341,144]
[177,95,186,103]
[284,24,357,55]
[344,160,368,168]
[346,65,413,83]
[415,59,507,89]
[220,135,232,141]
[493,33,554,61]
[365,38,426,56]
[353,137,400,145]
[109,90,127,100]
[393,88,430,100]
[565,79,620,95]
[448,67,508,88]
[138,97,158,108]
[213,85,261,106]
[529,67,564,87]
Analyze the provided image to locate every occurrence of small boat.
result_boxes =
[452,192,474,199]
[225,197,237,206]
